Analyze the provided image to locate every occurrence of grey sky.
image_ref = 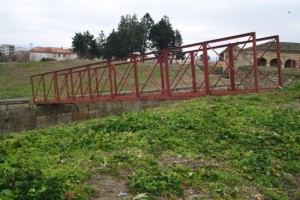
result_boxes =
[1,0,299,48]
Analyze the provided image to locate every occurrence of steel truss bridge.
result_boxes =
[31,32,282,104]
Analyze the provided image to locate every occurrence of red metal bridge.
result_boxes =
[31,32,282,105]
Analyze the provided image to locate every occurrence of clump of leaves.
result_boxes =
[129,166,184,197]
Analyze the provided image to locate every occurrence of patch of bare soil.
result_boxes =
[85,172,207,200]
[280,102,300,111]
[85,174,132,200]
[158,155,222,169]
[85,155,226,200]
[180,187,207,200]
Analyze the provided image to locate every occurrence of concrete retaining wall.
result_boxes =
[0,99,173,134]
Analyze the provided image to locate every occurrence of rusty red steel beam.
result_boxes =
[30,33,256,78]
[275,36,282,87]
[31,32,282,104]
[33,87,276,105]
[30,34,279,78]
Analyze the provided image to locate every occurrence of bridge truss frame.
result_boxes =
[31,32,282,104]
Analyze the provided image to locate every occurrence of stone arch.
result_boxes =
[285,59,296,68]
[270,58,278,67]
[257,57,267,66]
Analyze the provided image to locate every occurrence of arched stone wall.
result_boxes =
[270,58,278,67]
[255,51,300,68]
[285,59,297,68]
[257,58,267,66]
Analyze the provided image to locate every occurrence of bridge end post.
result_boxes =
[252,33,259,92]
[164,50,171,95]
[228,44,236,91]
[275,36,282,87]
[87,65,93,100]
[190,51,197,93]
[133,55,140,97]
[203,42,210,95]
[30,76,35,103]
[108,60,115,99]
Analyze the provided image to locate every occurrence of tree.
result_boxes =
[82,31,96,59]
[149,16,175,51]
[72,32,85,59]
[174,29,184,60]
[117,14,141,57]
[72,31,98,59]
[102,29,121,60]
[103,14,143,59]
[96,30,106,59]
[139,13,154,54]
[89,39,99,59]
[73,13,183,60]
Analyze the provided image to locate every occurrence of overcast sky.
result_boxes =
[1,0,299,49]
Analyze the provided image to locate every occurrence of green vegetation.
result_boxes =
[1,81,300,199]
[72,13,183,60]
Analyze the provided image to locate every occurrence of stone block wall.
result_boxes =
[0,99,173,134]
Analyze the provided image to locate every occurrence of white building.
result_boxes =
[0,44,15,55]
[29,47,78,61]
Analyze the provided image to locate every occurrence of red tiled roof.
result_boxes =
[30,47,75,54]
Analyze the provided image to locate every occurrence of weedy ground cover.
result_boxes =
[0,81,300,199]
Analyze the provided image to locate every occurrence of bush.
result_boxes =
[40,58,55,61]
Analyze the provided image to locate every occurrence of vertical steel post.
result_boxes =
[42,75,47,101]
[79,71,83,97]
[94,68,99,97]
[164,50,171,95]
[70,69,75,100]
[113,65,117,96]
[228,44,236,91]
[108,61,114,98]
[54,72,60,101]
[275,36,282,87]
[252,33,259,92]
[159,56,165,94]
[87,65,93,100]
[203,42,210,95]
[30,76,35,102]
[133,55,140,97]
[190,51,197,93]
[65,74,69,99]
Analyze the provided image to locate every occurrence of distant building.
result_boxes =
[221,42,300,68]
[253,42,300,68]
[0,44,15,55]
[29,47,78,61]
[238,42,300,68]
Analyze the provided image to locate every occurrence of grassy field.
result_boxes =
[0,60,213,101]
[0,60,97,100]
[0,81,300,199]
[2,60,300,101]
